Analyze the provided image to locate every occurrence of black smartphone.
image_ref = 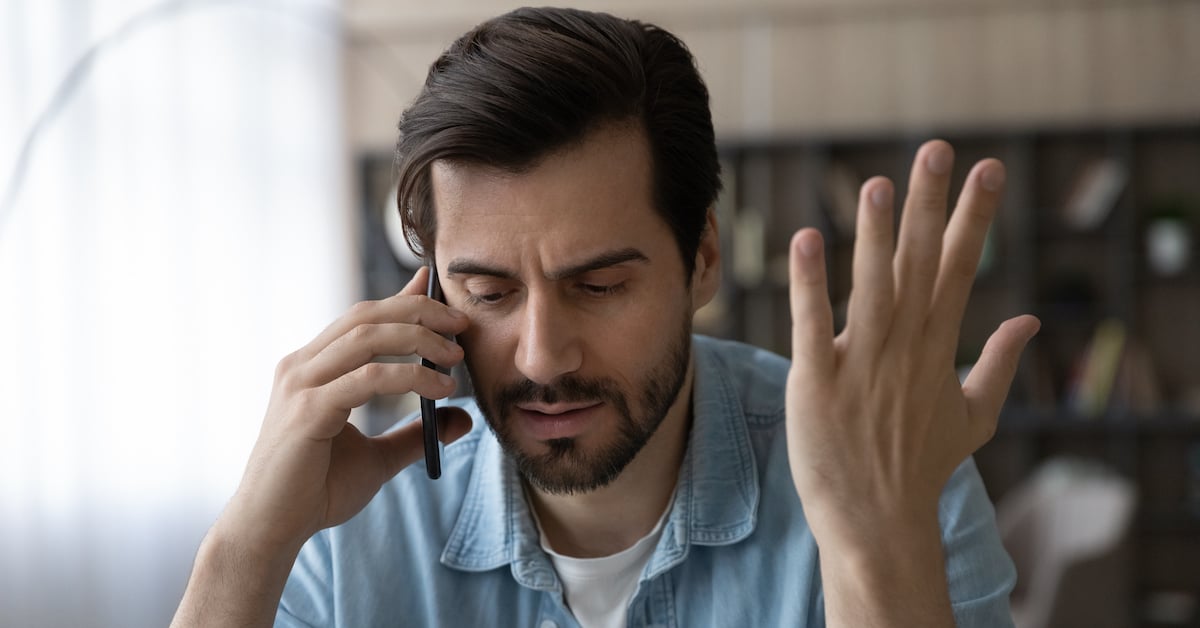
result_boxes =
[419,264,450,480]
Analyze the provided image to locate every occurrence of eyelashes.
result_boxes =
[579,282,626,297]
[463,282,628,307]
[463,291,508,306]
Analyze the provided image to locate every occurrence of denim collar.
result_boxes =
[439,336,761,588]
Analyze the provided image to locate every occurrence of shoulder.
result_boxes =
[693,335,790,426]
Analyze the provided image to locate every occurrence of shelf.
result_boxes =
[709,124,1200,612]
[996,409,1200,435]
[1138,510,1200,536]
[1032,225,1118,242]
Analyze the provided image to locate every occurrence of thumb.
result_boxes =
[370,406,474,479]
[963,314,1040,444]
[434,406,475,444]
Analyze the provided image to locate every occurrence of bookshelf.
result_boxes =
[356,123,1200,626]
[711,124,1200,627]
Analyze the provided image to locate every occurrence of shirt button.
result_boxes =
[539,621,557,628]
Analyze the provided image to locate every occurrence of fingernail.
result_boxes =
[438,373,455,386]
[448,308,466,319]
[799,233,820,258]
[981,163,1006,192]
[870,184,890,210]
[926,145,952,175]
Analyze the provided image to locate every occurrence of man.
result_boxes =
[173,7,1039,627]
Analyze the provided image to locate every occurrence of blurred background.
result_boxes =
[1,1,1198,626]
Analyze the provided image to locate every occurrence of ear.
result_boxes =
[690,208,721,312]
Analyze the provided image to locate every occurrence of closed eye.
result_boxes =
[580,282,626,297]
[464,291,510,306]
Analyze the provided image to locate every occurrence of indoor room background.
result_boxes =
[2,1,1198,627]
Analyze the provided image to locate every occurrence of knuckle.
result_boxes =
[292,387,323,418]
[275,352,303,391]
[409,295,438,321]
[348,299,377,319]
[274,352,296,379]
[284,389,331,432]
[361,361,388,383]
[963,202,994,223]
[948,257,978,282]
[798,273,825,287]
[332,370,354,394]
[406,362,430,381]
[348,322,374,344]
[410,363,442,389]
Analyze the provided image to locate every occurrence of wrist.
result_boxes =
[813,508,955,627]
[216,482,320,557]
[205,510,308,575]
[171,519,304,628]
[805,496,941,557]
[822,514,943,578]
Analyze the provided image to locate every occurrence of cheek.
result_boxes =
[457,319,516,383]
[601,301,688,381]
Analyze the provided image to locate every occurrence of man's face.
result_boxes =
[431,125,703,495]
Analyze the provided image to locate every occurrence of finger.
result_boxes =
[892,140,954,334]
[962,315,1041,446]
[313,362,458,432]
[371,406,474,478]
[789,229,835,373]
[295,267,467,364]
[845,176,895,350]
[400,264,431,296]
[302,322,464,387]
[927,159,1005,353]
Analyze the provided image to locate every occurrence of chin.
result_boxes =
[508,431,639,495]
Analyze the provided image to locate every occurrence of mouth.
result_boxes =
[512,401,604,441]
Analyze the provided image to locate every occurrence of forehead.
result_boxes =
[430,125,672,271]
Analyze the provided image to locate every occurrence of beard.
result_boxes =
[466,316,692,496]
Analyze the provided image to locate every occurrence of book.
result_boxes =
[1066,318,1128,418]
[1062,159,1128,231]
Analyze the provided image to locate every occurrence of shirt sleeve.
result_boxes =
[939,456,1018,628]
[276,530,334,628]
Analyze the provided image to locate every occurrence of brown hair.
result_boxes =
[394,7,721,276]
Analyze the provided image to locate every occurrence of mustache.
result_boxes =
[494,375,624,408]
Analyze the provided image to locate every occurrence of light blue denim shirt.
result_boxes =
[277,335,1016,627]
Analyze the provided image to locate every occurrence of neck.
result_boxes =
[526,359,694,558]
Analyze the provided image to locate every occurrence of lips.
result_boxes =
[513,401,603,441]
[515,401,601,415]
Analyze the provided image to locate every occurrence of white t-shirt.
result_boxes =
[535,500,672,628]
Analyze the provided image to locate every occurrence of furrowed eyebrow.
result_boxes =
[545,248,648,281]
[445,248,649,282]
[445,260,516,280]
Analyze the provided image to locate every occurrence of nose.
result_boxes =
[514,289,583,385]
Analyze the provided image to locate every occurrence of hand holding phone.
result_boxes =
[420,263,451,479]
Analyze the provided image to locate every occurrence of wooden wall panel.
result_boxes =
[343,0,1200,149]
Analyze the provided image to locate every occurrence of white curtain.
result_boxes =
[0,1,354,626]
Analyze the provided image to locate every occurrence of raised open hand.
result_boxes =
[785,140,1040,551]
